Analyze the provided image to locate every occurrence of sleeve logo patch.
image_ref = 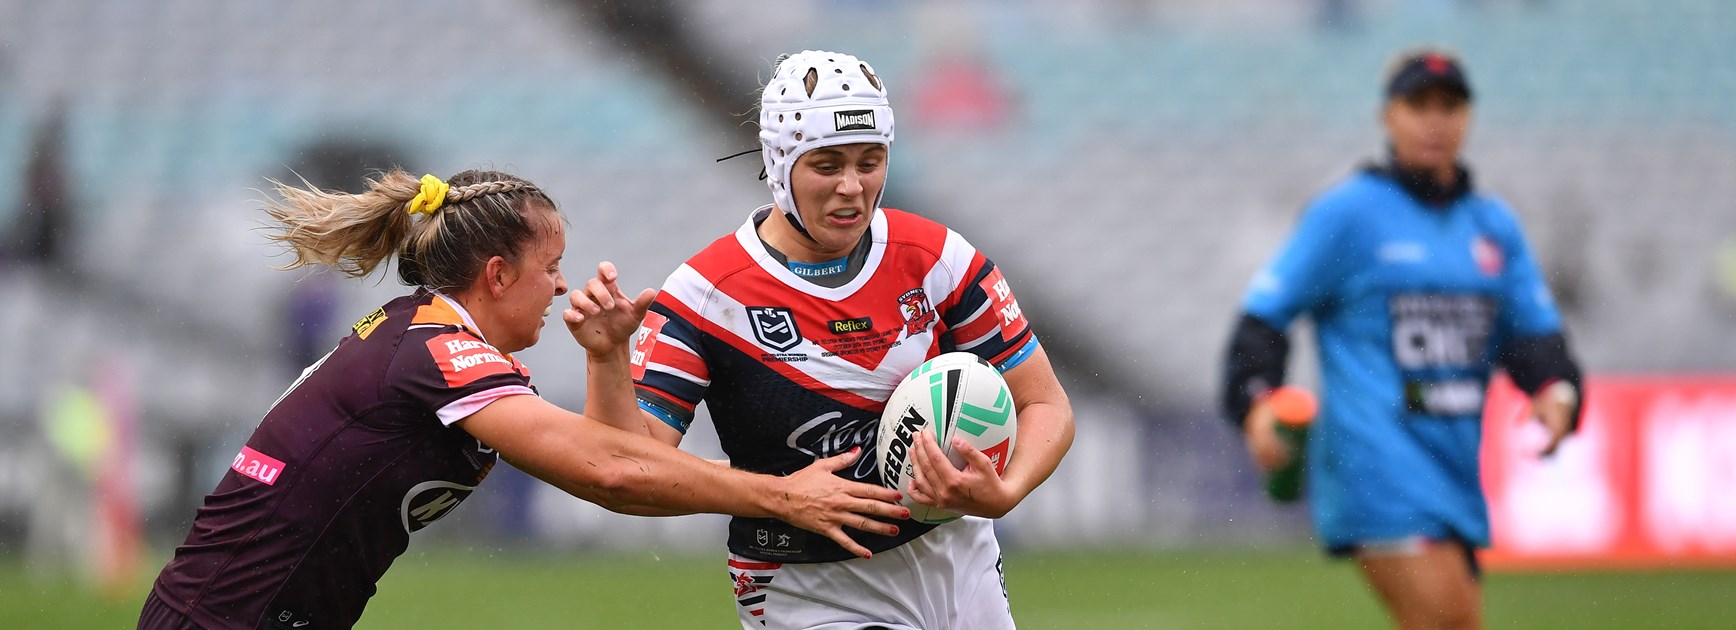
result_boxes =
[427,333,517,387]
[232,446,286,486]
[631,311,670,381]
[352,308,388,339]
[978,268,1027,338]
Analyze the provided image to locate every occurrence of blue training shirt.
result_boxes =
[1241,167,1563,550]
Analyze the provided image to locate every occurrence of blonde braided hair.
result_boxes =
[267,169,559,291]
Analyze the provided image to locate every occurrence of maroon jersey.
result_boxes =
[150,291,532,629]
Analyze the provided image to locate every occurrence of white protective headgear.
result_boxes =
[759,50,894,231]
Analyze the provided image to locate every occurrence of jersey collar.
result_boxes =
[430,290,489,345]
[1364,152,1475,208]
[736,204,887,300]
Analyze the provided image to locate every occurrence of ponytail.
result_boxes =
[266,169,556,292]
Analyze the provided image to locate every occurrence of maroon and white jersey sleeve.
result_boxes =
[392,327,536,426]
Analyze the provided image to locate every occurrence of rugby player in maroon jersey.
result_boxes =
[139,170,906,629]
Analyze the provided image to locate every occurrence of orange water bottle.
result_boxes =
[1263,386,1318,503]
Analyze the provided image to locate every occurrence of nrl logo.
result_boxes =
[747,306,803,352]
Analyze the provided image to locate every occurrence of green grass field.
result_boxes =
[4,548,1734,628]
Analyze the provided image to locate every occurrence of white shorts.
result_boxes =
[726,516,1014,630]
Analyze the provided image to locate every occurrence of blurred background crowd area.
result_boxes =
[0,0,1732,589]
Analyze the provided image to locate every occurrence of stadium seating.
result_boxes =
[0,0,1730,551]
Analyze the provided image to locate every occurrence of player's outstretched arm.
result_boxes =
[459,395,907,558]
[564,261,659,436]
[907,344,1074,519]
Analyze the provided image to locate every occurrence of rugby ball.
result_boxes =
[876,352,1018,524]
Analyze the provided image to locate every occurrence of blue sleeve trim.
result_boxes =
[996,334,1040,373]
[639,399,691,434]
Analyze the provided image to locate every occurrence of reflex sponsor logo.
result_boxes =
[977,268,1027,334]
[630,311,669,381]
[426,333,519,387]
[232,446,285,486]
[828,316,873,335]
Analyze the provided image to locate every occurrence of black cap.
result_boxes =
[1385,51,1473,101]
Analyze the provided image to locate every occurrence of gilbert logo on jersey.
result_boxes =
[899,288,936,335]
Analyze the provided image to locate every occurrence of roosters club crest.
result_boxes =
[899,288,936,335]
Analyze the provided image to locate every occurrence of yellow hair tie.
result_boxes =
[406,174,451,216]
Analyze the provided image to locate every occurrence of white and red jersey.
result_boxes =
[633,206,1037,562]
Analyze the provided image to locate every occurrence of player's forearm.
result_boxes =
[1000,400,1074,504]
[583,347,652,436]
[603,503,706,517]
[550,426,776,519]
[471,396,774,518]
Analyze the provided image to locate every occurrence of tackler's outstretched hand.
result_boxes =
[906,429,1017,519]
[774,448,910,560]
[564,260,657,358]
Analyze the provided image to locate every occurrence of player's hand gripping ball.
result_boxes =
[876,352,1018,524]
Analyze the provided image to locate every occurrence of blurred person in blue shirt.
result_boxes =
[1220,47,1585,629]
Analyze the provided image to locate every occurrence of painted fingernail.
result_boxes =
[901,508,911,518]
[890,526,900,535]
